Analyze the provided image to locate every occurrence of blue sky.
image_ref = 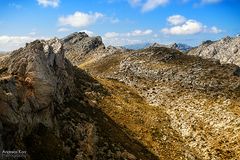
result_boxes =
[0,0,239,51]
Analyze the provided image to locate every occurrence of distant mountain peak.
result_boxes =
[188,36,240,66]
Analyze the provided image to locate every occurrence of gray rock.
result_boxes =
[188,36,240,66]
[0,38,76,151]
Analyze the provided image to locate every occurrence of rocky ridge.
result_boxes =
[63,32,127,66]
[188,36,240,66]
[0,37,157,160]
[147,43,192,52]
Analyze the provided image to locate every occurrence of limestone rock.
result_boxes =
[188,36,240,66]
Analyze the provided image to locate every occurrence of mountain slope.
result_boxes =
[80,46,240,160]
[0,38,157,160]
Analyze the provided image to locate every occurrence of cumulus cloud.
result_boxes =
[37,0,60,8]
[103,29,153,46]
[104,29,152,39]
[127,29,153,36]
[58,11,104,28]
[162,20,204,35]
[208,26,222,33]
[142,0,168,12]
[161,15,222,35]
[167,15,186,25]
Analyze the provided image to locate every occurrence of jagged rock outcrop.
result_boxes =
[63,32,127,66]
[63,32,105,65]
[106,45,129,54]
[188,36,240,66]
[0,38,76,156]
[147,43,192,52]
[169,43,192,52]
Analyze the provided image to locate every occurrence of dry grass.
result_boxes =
[95,78,201,159]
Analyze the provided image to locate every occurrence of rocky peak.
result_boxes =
[150,42,164,48]
[0,38,76,151]
[63,32,106,65]
[201,40,213,46]
[170,43,178,48]
[63,32,89,44]
[63,32,104,52]
[106,45,129,54]
[188,36,240,66]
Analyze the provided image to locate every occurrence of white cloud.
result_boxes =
[161,15,222,35]
[104,32,120,38]
[29,32,37,36]
[58,11,104,28]
[80,30,95,36]
[0,35,50,51]
[104,29,152,39]
[208,26,222,33]
[142,0,168,12]
[57,28,70,32]
[0,36,35,51]
[103,29,154,46]
[162,20,204,35]
[37,0,60,8]
[201,0,222,4]
[127,29,153,36]
[167,15,186,25]
[103,37,143,46]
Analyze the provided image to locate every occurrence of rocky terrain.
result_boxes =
[188,36,240,66]
[80,42,240,159]
[0,32,240,160]
[124,42,192,52]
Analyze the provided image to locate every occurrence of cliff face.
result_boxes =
[188,36,240,66]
